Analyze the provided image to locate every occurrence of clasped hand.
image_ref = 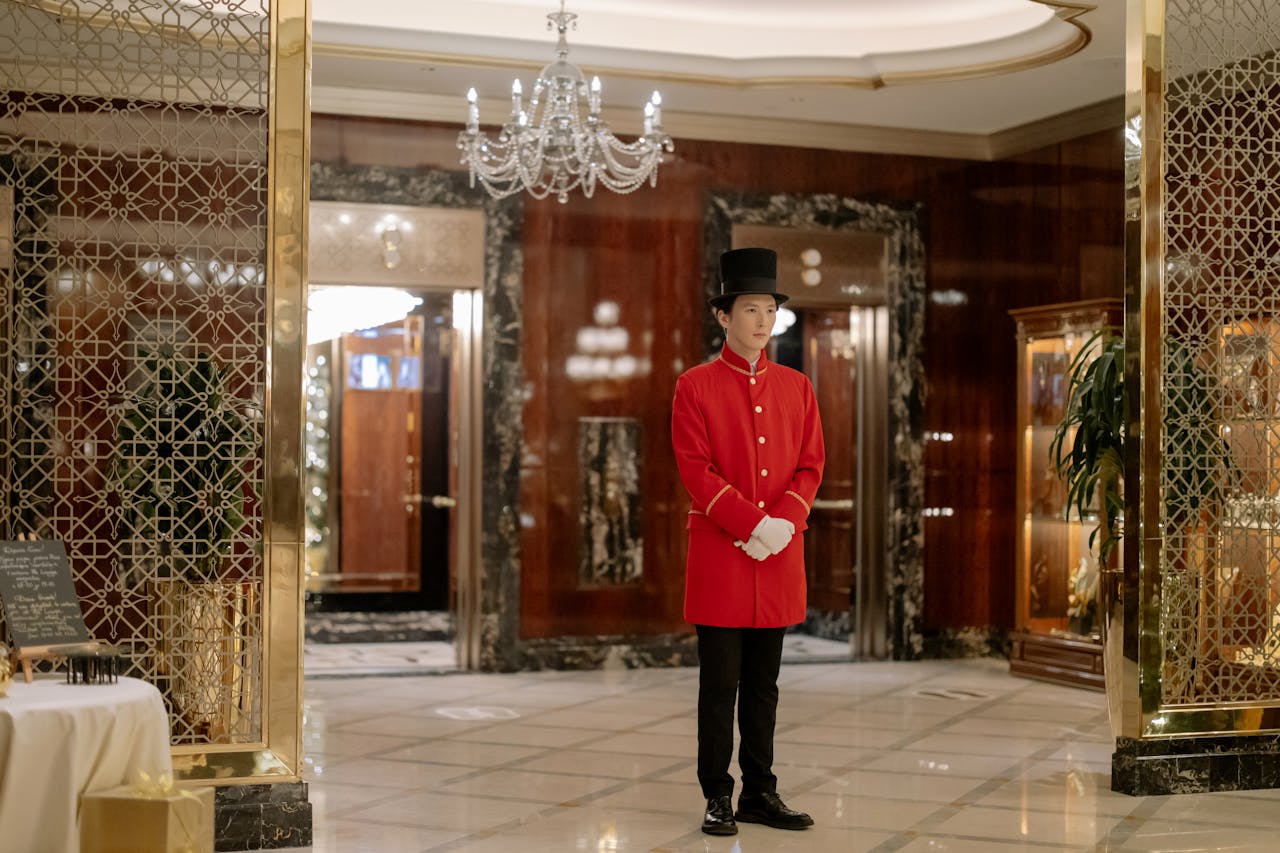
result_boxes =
[733,515,795,562]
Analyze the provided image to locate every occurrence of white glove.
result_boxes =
[734,536,771,562]
[752,516,795,555]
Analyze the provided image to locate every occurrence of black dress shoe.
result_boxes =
[735,792,814,830]
[701,795,738,835]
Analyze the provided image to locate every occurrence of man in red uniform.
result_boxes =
[671,247,825,836]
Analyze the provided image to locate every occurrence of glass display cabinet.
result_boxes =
[1205,317,1280,682]
[1009,299,1122,690]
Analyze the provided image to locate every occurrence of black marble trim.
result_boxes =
[704,192,927,660]
[214,782,311,851]
[1113,734,1280,795]
[923,627,1009,659]
[303,609,453,644]
[517,633,699,671]
[800,607,851,643]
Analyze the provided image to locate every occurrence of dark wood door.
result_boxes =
[338,318,423,591]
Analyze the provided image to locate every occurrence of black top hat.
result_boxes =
[710,247,790,311]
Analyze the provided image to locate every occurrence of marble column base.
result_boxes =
[215,782,312,851]
[1112,734,1280,795]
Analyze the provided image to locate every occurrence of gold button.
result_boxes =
[754,405,762,413]
[761,469,769,477]
[758,436,766,444]
[749,378,756,385]
[757,501,765,508]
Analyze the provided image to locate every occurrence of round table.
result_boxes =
[0,675,172,853]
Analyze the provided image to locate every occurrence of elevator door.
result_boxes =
[304,289,457,611]
[778,304,889,658]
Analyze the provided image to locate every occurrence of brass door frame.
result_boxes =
[854,304,890,659]
[299,284,485,671]
[452,288,483,671]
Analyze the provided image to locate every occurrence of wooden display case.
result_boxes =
[1009,299,1122,690]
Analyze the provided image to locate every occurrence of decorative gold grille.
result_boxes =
[1159,0,1280,705]
[0,0,269,745]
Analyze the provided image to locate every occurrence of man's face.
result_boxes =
[717,294,777,358]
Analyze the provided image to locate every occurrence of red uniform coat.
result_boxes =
[671,345,825,627]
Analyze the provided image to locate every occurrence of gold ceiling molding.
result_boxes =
[316,1,1094,92]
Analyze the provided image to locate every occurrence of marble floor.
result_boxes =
[289,658,1280,852]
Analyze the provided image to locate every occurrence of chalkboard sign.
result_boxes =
[0,539,91,649]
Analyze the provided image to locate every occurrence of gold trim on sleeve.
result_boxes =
[705,484,732,515]
[785,491,811,514]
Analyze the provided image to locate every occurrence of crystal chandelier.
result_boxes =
[457,1,674,204]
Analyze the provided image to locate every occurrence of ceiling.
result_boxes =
[311,0,1126,160]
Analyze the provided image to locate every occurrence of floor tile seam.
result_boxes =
[1101,809,1280,832]
[304,668,459,680]
[1091,796,1165,852]
[498,760,692,784]
[305,768,472,790]
[341,781,639,825]
[356,739,513,761]
[406,758,644,789]
[507,724,685,753]
[869,829,1086,852]
[313,787,443,820]
[418,804,693,853]
[301,752,359,772]
[932,795,1147,822]
[497,700,691,727]
[381,753,573,783]
[864,733,1131,850]
[953,737,1127,807]
[794,762,1014,790]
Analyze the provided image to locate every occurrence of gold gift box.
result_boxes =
[80,784,214,853]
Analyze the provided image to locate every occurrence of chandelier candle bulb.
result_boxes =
[466,87,479,132]
[456,1,674,203]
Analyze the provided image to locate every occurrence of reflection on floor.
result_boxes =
[302,633,850,678]
[281,658,1280,852]
[305,641,458,677]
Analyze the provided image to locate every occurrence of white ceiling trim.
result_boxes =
[312,84,1120,162]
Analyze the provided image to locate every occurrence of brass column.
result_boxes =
[1113,0,1280,794]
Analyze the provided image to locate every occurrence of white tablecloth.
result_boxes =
[0,675,172,853]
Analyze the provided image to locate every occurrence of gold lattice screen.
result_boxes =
[1157,0,1280,708]
[0,0,269,746]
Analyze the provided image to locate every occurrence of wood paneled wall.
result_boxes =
[311,114,1125,642]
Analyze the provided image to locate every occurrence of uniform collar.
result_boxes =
[718,344,769,377]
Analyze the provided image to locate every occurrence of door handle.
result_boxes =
[811,498,854,511]
[404,494,458,509]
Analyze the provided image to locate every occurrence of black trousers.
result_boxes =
[695,624,787,800]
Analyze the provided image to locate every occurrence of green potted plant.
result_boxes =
[111,348,259,742]
[1049,329,1125,570]
[1049,329,1233,693]
[113,349,253,579]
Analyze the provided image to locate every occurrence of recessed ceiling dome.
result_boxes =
[314,0,1091,88]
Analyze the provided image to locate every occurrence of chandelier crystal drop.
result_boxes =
[457,1,674,204]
